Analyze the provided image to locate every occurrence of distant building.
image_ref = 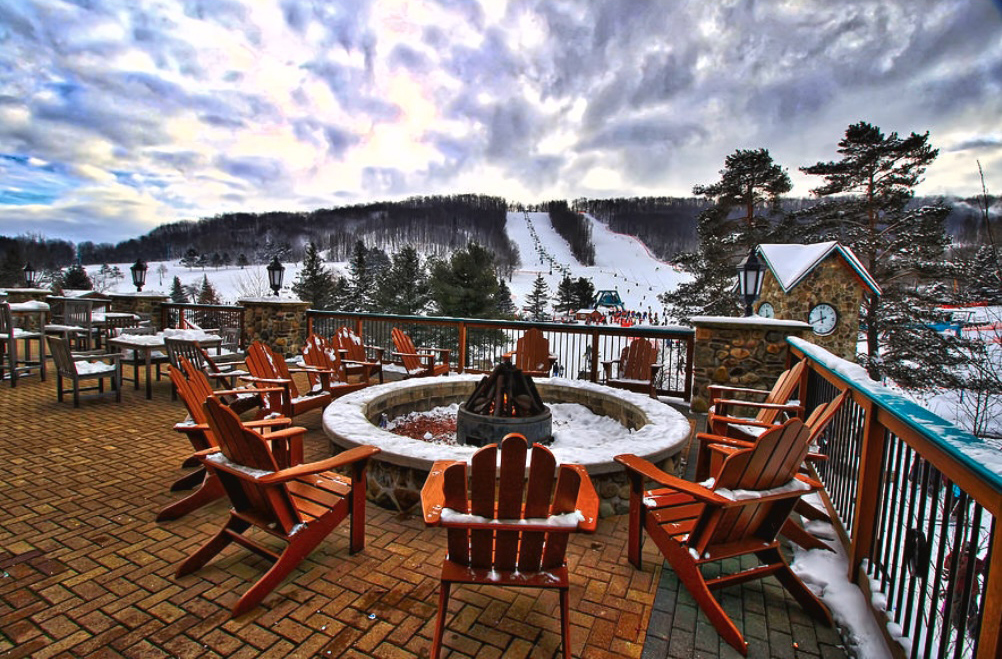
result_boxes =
[593,289,624,311]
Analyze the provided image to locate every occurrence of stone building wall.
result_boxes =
[689,317,810,414]
[757,256,867,361]
[239,298,310,356]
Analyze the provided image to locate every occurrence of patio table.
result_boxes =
[109,329,221,399]
[8,300,49,381]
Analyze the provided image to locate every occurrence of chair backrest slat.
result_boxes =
[0,303,12,335]
[46,335,75,374]
[714,419,810,492]
[335,327,366,362]
[619,338,657,381]
[513,329,550,373]
[443,463,471,566]
[495,437,528,571]
[541,464,582,569]
[246,341,300,398]
[754,360,806,424]
[518,445,557,572]
[391,328,422,372]
[64,299,95,329]
[202,397,301,532]
[469,444,498,569]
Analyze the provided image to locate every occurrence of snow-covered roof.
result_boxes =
[757,242,881,296]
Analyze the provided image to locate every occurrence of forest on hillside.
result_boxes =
[0,192,998,287]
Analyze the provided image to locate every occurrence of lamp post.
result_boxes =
[738,248,765,317]
[267,257,285,297]
[130,258,148,292]
[22,262,37,287]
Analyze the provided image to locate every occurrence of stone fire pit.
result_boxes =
[322,375,691,516]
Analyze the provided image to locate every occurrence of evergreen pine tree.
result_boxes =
[61,263,93,290]
[292,241,335,310]
[0,244,24,287]
[374,245,430,315]
[181,248,199,269]
[428,242,500,318]
[346,240,373,312]
[797,121,957,386]
[572,277,596,310]
[660,148,791,320]
[495,277,517,318]
[170,276,187,303]
[523,274,551,321]
[236,253,249,269]
[197,275,221,305]
[553,276,576,315]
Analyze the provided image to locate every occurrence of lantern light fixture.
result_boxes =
[738,248,766,317]
[130,258,148,292]
[267,257,285,297]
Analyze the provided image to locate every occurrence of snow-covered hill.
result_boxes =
[92,211,690,318]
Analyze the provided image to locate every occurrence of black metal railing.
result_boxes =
[161,303,245,348]
[792,338,1000,659]
[308,311,695,400]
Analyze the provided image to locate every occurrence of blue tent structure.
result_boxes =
[594,289,624,311]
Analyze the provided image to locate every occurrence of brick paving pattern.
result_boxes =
[1,371,846,658]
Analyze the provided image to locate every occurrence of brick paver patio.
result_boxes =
[0,371,846,658]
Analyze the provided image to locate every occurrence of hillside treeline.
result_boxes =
[577,197,707,260]
[544,200,595,266]
[75,194,519,271]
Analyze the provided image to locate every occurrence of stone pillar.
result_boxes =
[689,316,811,414]
[239,297,310,357]
[109,293,169,329]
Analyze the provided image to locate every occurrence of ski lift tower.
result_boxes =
[594,289,625,312]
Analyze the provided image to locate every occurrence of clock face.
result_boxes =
[757,302,775,318]
[808,303,839,336]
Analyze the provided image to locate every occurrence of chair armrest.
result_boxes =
[567,464,599,533]
[257,445,381,483]
[212,386,284,397]
[243,417,293,430]
[615,454,730,505]
[240,375,292,386]
[421,460,464,525]
[707,384,771,398]
[712,399,804,412]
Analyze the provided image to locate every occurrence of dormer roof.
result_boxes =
[756,241,881,296]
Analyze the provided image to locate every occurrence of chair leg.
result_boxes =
[560,586,571,659]
[780,518,833,552]
[431,581,451,659]
[176,515,251,577]
[667,544,748,654]
[157,473,225,522]
[56,373,64,402]
[171,466,208,491]
[73,379,80,407]
[229,519,336,618]
[757,548,833,625]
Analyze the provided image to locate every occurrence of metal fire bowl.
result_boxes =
[456,404,552,447]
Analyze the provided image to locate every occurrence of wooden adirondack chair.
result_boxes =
[391,327,450,378]
[697,390,850,552]
[158,361,296,522]
[501,328,556,377]
[602,337,660,398]
[301,333,371,396]
[616,419,833,655]
[243,341,332,419]
[333,326,384,383]
[707,360,806,438]
[421,433,599,659]
[176,396,379,618]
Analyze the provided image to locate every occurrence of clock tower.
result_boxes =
[752,242,881,361]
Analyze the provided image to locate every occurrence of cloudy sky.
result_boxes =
[1,0,1001,245]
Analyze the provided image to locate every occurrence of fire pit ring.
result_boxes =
[322,375,692,515]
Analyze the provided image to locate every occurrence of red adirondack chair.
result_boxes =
[176,396,379,617]
[616,419,833,655]
[333,326,384,383]
[501,328,556,377]
[158,360,297,522]
[602,337,660,398]
[243,341,332,419]
[707,360,806,438]
[421,433,599,659]
[301,333,371,396]
[391,327,450,378]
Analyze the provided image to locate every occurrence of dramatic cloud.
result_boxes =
[0,0,1000,243]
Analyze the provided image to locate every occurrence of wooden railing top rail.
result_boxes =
[789,336,1002,506]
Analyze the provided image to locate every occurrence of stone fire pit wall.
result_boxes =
[326,377,690,517]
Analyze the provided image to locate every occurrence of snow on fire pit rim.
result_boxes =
[322,374,691,473]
